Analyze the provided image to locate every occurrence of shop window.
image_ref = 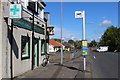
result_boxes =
[21,35,30,60]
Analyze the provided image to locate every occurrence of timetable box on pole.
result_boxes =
[9,4,22,19]
[82,40,88,56]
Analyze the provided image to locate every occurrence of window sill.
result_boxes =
[21,56,30,60]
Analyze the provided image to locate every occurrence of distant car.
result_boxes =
[96,46,108,52]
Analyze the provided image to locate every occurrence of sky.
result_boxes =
[44,2,118,42]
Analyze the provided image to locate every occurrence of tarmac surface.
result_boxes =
[89,50,118,78]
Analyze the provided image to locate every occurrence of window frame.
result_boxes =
[41,39,46,55]
[21,35,30,60]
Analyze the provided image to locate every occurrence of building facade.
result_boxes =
[49,39,65,53]
[0,0,51,79]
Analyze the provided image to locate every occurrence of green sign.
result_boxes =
[9,4,22,19]
[10,5,20,15]
[82,50,87,55]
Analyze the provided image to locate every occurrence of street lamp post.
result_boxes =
[60,0,63,64]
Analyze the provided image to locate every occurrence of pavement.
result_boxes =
[14,50,92,79]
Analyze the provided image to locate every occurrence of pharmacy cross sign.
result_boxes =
[10,5,20,15]
[9,4,22,19]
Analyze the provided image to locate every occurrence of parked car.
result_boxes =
[96,46,108,52]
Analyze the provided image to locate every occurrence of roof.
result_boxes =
[63,42,73,48]
[63,42,70,46]
[40,2,46,7]
[49,39,62,47]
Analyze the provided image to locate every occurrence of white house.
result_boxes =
[49,39,65,53]
[0,0,52,79]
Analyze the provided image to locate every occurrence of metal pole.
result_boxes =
[10,19,13,80]
[83,11,85,40]
[45,19,48,62]
[32,12,34,70]
[60,0,63,64]
[82,11,86,71]
[84,56,86,71]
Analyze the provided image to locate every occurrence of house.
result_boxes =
[0,0,54,79]
[63,42,72,51]
[49,39,65,53]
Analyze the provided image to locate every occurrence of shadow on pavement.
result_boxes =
[54,63,84,72]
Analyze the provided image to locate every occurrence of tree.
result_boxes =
[116,27,120,51]
[88,40,98,48]
[68,40,74,45]
[74,40,82,49]
[91,40,97,47]
[68,40,82,49]
[99,26,118,51]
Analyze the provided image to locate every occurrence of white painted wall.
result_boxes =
[11,20,46,78]
[49,45,61,53]
[2,12,10,78]
[41,9,44,19]
[0,1,47,78]
[7,22,45,78]
[49,45,55,52]
[21,0,29,8]
[11,27,31,77]
[0,1,2,80]
[1,7,46,79]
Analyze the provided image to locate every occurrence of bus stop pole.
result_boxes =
[82,11,86,71]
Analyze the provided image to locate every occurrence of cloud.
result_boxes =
[99,20,112,26]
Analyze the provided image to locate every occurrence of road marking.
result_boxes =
[93,56,96,59]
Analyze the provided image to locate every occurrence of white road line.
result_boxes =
[93,56,96,59]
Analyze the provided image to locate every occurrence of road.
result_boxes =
[88,50,118,78]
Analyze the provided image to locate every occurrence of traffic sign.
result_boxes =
[9,4,22,19]
[75,11,84,18]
